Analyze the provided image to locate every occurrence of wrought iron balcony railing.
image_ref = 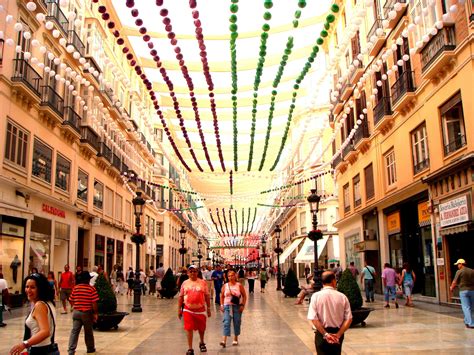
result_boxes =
[45,0,69,36]
[444,134,466,156]
[63,106,81,133]
[80,126,100,152]
[391,70,415,105]
[353,118,370,144]
[67,30,85,57]
[367,18,384,43]
[413,158,430,175]
[12,59,42,96]
[421,25,456,72]
[383,0,406,20]
[41,85,64,117]
[98,142,112,163]
[373,96,392,126]
[112,153,121,171]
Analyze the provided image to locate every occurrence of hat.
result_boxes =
[454,259,466,265]
[188,265,198,270]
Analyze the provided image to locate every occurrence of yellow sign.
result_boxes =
[387,211,401,234]
[418,201,431,224]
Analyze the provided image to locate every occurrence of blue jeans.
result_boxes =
[384,285,396,302]
[222,304,242,337]
[459,290,474,327]
[364,279,374,301]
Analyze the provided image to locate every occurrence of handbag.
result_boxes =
[228,284,240,305]
[44,302,60,355]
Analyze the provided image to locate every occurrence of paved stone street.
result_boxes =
[1,279,473,354]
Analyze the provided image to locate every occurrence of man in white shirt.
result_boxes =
[201,266,213,299]
[307,271,352,354]
[89,266,99,287]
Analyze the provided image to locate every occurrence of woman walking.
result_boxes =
[401,262,416,307]
[220,270,247,348]
[10,273,58,354]
[47,271,58,300]
[247,268,256,294]
[259,268,268,293]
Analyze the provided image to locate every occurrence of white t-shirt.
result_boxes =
[89,271,98,286]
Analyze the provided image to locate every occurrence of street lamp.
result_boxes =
[178,226,187,268]
[307,188,322,290]
[261,235,267,269]
[131,192,146,312]
[211,250,215,268]
[274,225,283,291]
[197,239,203,268]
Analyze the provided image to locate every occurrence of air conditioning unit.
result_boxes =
[363,229,376,240]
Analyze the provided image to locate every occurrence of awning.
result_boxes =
[440,222,471,236]
[279,237,304,264]
[294,236,329,263]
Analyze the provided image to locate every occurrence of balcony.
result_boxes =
[340,79,353,101]
[97,142,112,165]
[367,19,386,57]
[413,158,430,175]
[383,0,407,30]
[421,25,456,80]
[112,153,122,171]
[62,106,82,137]
[83,56,102,84]
[67,30,85,57]
[328,112,335,128]
[100,87,114,104]
[390,70,416,111]
[444,134,466,156]
[349,59,364,86]
[39,85,64,123]
[45,0,69,36]
[343,140,358,163]
[11,59,42,100]
[121,161,129,175]
[353,118,371,152]
[80,126,100,155]
[373,96,393,133]
[331,154,343,170]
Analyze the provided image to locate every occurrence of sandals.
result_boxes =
[199,343,207,352]
[219,341,226,348]
[186,350,194,355]
[232,340,238,346]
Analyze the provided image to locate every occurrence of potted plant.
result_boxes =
[94,273,128,330]
[158,268,179,299]
[282,268,300,297]
[337,269,373,327]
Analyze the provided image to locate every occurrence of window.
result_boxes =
[93,180,103,209]
[5,119,28,168]
[409,0,437,45]
[77,169,88,202]
[115,193,122,222]
[299,211,306,235]
[353,174,361,207]
[151,218,155,239]
[385,149,397,187]
[364,163,374,200]
[440,92,466,155]
[125,200,132,226]
[105,187,113,216]
[343,183,350,213]
[411,123,429,174]
[32,138,52,183]
[55,154,71,191]
[157,222,163,236]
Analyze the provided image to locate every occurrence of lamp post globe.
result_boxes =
[274,225,283,291]
[131,192,146,313]
[178,226,187,268]
[307,188,322,290]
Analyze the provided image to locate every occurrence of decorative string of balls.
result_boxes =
[229,0,240,171]
[260,169,331,194]
[229,170,234,195]
[125,174,198,195]
[209,210,225,238]
[228,209,235,236]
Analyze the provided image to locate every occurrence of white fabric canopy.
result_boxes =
[279,238,304,264]
[294,236,329,263]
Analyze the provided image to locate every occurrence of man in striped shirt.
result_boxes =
[67,272,99,354]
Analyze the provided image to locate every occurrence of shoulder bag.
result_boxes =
[228,284,240,305]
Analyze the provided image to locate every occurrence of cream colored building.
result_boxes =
[329,0,473,303]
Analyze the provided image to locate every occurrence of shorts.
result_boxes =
[183,310,207,332]
[60,288,72,302]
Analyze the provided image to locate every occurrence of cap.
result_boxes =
[188,265,198,270]
[454,259,466,265]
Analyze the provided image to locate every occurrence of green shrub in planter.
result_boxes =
[95,273,117,314]
[283,268,300,297]
[337,269,363,310]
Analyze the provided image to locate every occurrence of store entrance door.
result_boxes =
[447,231,474,299]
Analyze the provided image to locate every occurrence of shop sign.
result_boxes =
[439,195,470,227]
[418,201,431,224]
[436,258,445,266]
[1,222,25,237]
[387,211,401,234]
[353,240,379,252]
[42,203,65,218]
[156,244,163,256]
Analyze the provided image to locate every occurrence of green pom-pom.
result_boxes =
[261,32,269,40]
[262,23,270,32]
[263,12,272,21]
[321,30,328,37]
[253,92,258,98]
[293,20,299,28]
[316,37,324,45]
[272,90,277,95]
[312,45,319,53]
[231,89,237,95]
[282,55,288,61]
[294,84,299,90]
[324,22,330,30]
[230,23,238,32]
[231,32,238,40]
[308,56,314,63]
[326,14,335,23]
[331,4,339,12]
[296,79,301,84]
[284,48,291,55]
[298,0,306,8]
[229,14,237,23]
[230,4,238,13]
[264,0,273,9]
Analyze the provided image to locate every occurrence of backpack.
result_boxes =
[127,271,135,280]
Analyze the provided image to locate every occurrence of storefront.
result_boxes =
[106,238,115,275]
[95,234,105,268]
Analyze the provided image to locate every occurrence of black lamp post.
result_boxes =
[197,239,203,268]
[274,225,283,291]
[178,226,187,268]
[261,236,267,269]
[131,192,146,312]
[211,251,215,268]
[206,247,211,265]
[307,188,323,290]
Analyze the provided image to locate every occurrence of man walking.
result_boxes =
[360,260,377,303]
[211,265,224,305]
[382,263,399,308]
[202,266,214,300]
[178,265,211,354]
[347,262,359,279]
[68,272,99,354]
[450,259,474,328]
[59,264,75,314]
[307,271,352,354]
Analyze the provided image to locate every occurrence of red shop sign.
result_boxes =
[42,203,66,218]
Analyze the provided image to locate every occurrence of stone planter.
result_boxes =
[93,311,129,331]
[350,307,374,327]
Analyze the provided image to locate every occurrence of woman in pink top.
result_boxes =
[219,270,247,347]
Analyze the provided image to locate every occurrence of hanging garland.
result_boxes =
[125,174,198,195]
[216,209,227,236]
[168,206,203,212]
[221,208,231,236]
[247,207,258,236]
[269,4,340,171]
[229,0,239,171]
[209,210,224,238]
[260,169,332,194]
[257,203,299,208]
[228,209,234,236]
